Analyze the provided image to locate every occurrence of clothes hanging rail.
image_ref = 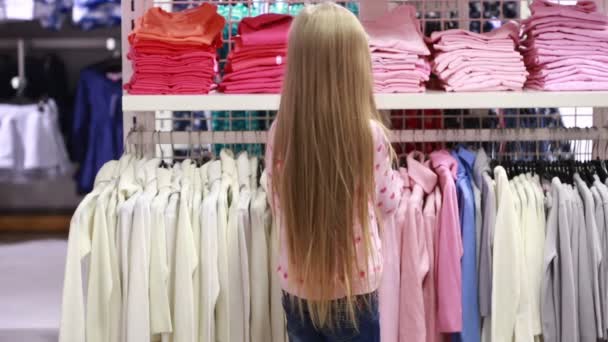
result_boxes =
[126,127,608,145]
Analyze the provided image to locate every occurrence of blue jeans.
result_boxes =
[282,291,380,342]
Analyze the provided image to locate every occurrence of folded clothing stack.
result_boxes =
[363,5,431,93]
[521,0,608,91]
[219,14,292,94]
[429,22,527,92]
[125,4,225,94]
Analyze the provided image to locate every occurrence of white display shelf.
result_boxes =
[122,91,608,111]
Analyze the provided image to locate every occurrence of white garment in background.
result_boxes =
[162,168,181,342]
[4,0,35,19]
[525,175,545,338]
[172,160,198,342]
[191,163,205,342]
[492,166,525,342]
[127,159,159,342]
[150,167,173,340]
[85,175,118,342]
[250,172,272,342]
[117,158,146,342]
[59,161,116,342]
[199,161,222,342]
[0,100,70,181]
[235,152,252,342]
[216,150,239,342]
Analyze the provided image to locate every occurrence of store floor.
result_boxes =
[0,237,67,342]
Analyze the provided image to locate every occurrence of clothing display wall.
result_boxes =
[56,1,608,342]
[123,0,608,95]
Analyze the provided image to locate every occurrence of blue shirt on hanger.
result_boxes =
[72,66,123,194]
[451,147,481,342]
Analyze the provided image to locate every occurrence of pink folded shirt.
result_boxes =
[525,0,608,23]
[374,85,425,93]
[374,70,429,83]
[433,41,515,52]
[526,80,608,91]
[430,21,520,43]
[445,78,524,92]
[363,5,430,56]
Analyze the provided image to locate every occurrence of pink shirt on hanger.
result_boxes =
[379,171,410,342]
[423,186,442,342]
[429,150,463,333]
[399,152,438,342]
[266,120,403,300]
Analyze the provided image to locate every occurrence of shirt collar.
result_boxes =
[473,148,491,188]
[407,152,437,194]
[430,150,458,180]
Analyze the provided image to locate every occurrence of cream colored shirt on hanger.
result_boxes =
[199,160,222,342]
[150,166,173,340]
[173,160,198,342]
[59,161,116,342]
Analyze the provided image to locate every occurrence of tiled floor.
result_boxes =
[0,237,67,342]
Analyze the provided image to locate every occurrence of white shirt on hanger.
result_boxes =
[162,166,181,342]
[199,160,222,342]
[250,168,272,342]
[172,160,198,342]
[150,166,173,339]
[234,152,252,342]
[117,158,146,342]
[216,150,238,342]
[492,167,525,342]
[127,159,159,342]
[59,161,117,342]
[191,163,206,342]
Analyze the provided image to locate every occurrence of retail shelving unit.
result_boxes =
[122,0,608,160]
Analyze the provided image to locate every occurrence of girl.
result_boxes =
[266,3,402,341]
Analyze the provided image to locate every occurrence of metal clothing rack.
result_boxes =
[0,37,120,94]
[120,0,608,161]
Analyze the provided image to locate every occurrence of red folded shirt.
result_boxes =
[238,14,293,47]
[222,65,285,82]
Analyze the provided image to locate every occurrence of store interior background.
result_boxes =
[0,0,597,340]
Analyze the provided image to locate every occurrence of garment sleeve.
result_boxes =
[491,167,521,342]
[264,122,276,209]
[71,72,91,163]
[371,122,403,216]
[436,177,464,332]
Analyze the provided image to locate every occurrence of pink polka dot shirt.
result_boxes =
[265,120,404,300]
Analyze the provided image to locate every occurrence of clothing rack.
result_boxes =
[0,37,119,94]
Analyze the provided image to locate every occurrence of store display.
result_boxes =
[219,14,292,94]
[59,151,287,342]
[124,4,225,94]
[363,5,431,93]
[0,99,70,182]
[72,65,123,194]
[430,22,528,92]
[521,0,608,91]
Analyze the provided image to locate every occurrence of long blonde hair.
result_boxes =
[271,2,384,329]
